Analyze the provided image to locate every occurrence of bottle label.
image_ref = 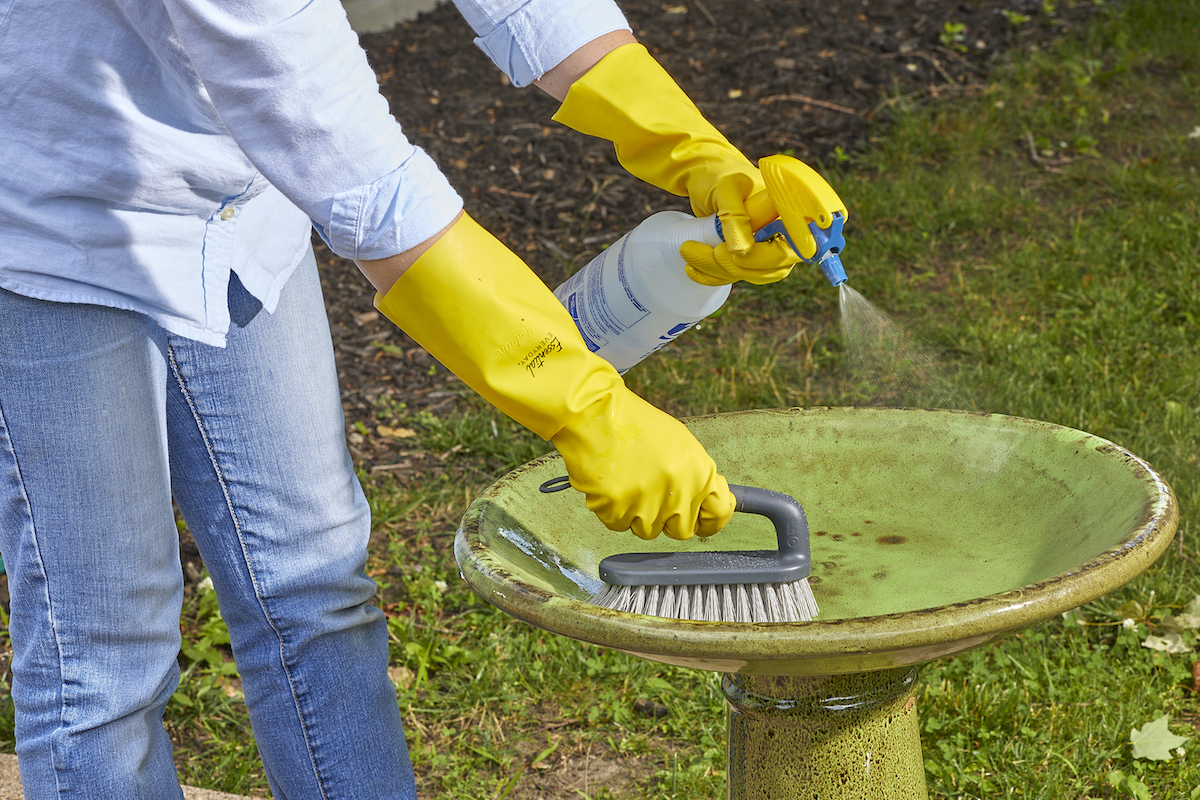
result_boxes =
[615,242,650,317]
[552,214,727,374]
[556,237,651,357]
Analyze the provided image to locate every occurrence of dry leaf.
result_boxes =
[377,425,418,439]
[1142,632,1192,654]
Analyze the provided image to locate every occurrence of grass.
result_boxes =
[1,0,1197,796]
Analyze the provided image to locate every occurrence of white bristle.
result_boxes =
[632,585,651,615]
[590,582,622,611]
[658,585,675,617]
[776,581,799,621]
[703,584,720,621]
[717,585,732,621]
[761,584,783,623]
[643,584,659,616]
[591,579,819,623]
[616,585,637,614]
[674,584,690,619]
[749,584,768,622]
[733,585,749,623]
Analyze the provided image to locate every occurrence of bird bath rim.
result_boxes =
[455,408,1178,676]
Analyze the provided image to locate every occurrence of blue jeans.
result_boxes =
[0,252,416,799]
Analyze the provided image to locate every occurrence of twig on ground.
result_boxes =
[881,49,959,85]
[689,0,717,26]
[535,718,582,733]
[932,44,987,74]
[1025,131,1073,173]
[370,461,415,474]
[487,186,533,199]
[759,93,862,117]
[539,237,572,261]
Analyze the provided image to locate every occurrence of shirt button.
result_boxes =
[220,207,235,221]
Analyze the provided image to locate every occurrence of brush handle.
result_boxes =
[539,476,812,580]
[730,485,811,567]
[596,485,812,587]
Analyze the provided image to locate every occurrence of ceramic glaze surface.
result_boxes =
[725,669,927,799]
[455,408,1177,676]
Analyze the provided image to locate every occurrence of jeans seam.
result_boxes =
[166,343,329,800]
[0,396,68,798]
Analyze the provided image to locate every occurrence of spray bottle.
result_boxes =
[553,155,849,374]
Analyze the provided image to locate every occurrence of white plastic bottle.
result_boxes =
[553,211,729,374]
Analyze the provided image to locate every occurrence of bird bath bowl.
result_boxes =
[455,408,1177,798]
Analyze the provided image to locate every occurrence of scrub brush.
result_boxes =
[572,482,818,623]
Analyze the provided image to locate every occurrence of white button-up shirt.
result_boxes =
[0,0,628,345]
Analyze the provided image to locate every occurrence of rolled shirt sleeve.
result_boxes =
[2,0,632,344]
[161,0,463,262]
[452,0,630,87]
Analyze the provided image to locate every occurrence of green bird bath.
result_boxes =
[455,408,1178,798]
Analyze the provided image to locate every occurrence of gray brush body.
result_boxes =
[589,485,819,623]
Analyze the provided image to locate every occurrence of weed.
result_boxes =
[939,21,968,53]
[177,581,237,678]
[375,395,552,478]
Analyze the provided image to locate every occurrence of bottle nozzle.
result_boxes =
[819,251,847,287]
[809,212,848,287]
[748,215,849,288]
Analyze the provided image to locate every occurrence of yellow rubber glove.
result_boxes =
[680,232,799,287]
[374,213,735,540]
[553,43,780,260]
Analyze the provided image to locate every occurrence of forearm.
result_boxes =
[452,0,631,88]
[356,212,462,295]
[533,30,637,102]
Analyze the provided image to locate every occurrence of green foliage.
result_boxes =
[939,21,968,53]
[382,540,481,687]
[375,396,552,478]
[1108,769,1152,800]
[0,607,13,753]
[176,582,237,677]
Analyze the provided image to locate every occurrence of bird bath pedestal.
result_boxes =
[455,408,1177,798]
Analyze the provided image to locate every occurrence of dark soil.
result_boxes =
[318,0,1101,477]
